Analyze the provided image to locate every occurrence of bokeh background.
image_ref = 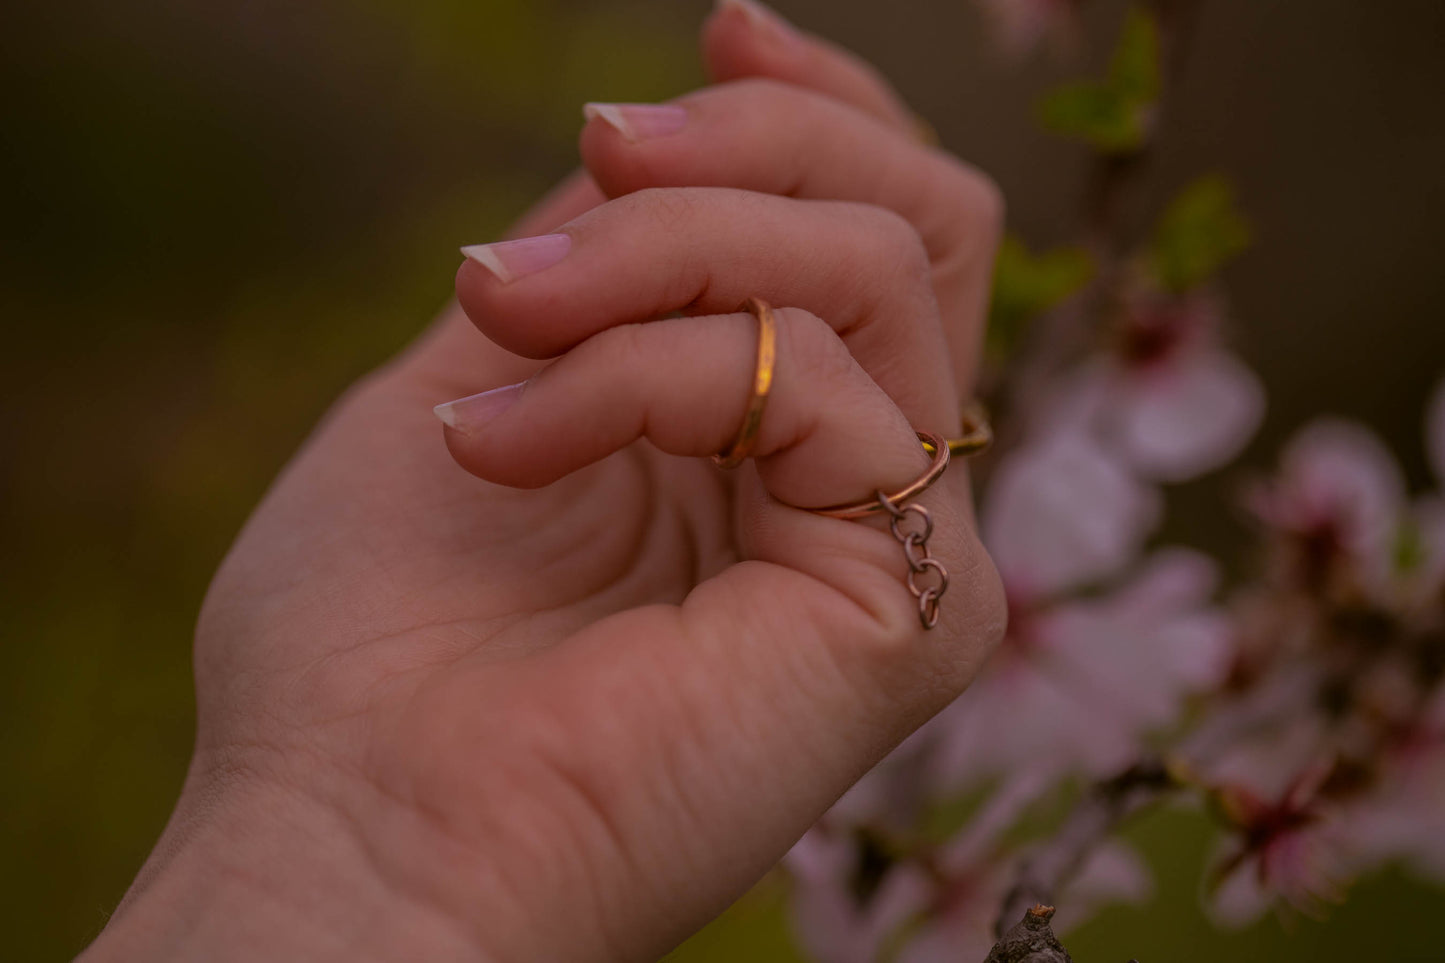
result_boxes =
[3,0,1443,959]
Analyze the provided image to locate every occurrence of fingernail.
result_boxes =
[433,382,526,433]
[583,102,689,143]
[460,234,571,284]
[716,0,802,48]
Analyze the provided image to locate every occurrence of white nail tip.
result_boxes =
[432,401,461,428]
[583,102,636,142]
[460,244,514,284]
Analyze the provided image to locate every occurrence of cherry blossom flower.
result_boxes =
[1345,702,1445,884]
[929,549,1230,789]
[784,828,934,963]
[1246,419,1406,595]
[1047,290,1264,483]
[1206,762,1351,926]
[983,433,1160,599]
[974,0,1080,55]
[896,841,1151,963]
[930,430,1226,790]
[1410,496,1445,601]
[1194,708,1335,802]
[1345,753,1445,883]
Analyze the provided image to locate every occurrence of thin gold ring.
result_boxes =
[940,402,993,457]
[913,113,940,148]
[711,297,777,470]
[809,431,951,520]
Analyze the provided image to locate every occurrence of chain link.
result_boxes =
[877,494,948,630]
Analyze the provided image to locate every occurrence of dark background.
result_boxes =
[3,1,1443,959]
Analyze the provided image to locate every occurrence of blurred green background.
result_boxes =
[3,0,1443,959]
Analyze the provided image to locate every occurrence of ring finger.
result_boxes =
[436,306,978,639]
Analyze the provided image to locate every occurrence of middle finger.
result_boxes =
[579,79,1004,396]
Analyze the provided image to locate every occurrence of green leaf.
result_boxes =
[1038,83,1150,153]
[988,235,1095,359]
[1037,6,1160,153]
[1148,175,1252,291]
[1110,6,1161,101]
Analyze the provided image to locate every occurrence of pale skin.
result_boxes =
[80,3,1008,961]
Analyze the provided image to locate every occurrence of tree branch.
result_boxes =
[983,905,1074,963]
[995,759,1178,937]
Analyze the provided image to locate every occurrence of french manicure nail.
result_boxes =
[433,382,526,434]
[716,0,802,48]
[460,234,571,284]
[583,103,688,143]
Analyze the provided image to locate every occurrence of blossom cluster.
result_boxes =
[781,2,1445,959]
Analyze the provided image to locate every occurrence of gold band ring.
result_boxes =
[913,113,940,148]
[808,431,952,520]
[943,402,993,457]
[711,297,777,469]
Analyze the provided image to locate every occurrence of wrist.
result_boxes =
[78,758,483,963]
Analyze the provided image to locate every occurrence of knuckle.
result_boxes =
[942,157,1006,241]
[625,186,706,236]
[719,76,806,111]
[776,307,854,388]
[578,321,649,373]
[861,203,934,281]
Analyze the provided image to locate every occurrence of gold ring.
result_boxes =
[913,113,940,148]
[711,297,777,469]
[939,402,993,457]
[808,431,951,520]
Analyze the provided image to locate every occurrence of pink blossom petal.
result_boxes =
[1203,713,1334,801]
[1415,496,1445,591]
[1209,850,1272,928]
[896,904,999,963]
[937,769,1056,872]
[1053,841,1153,933]
[1179,668,1324,768]
[983,433,1161,597]
[785,827,853,884]
[1261,824,1349,918]
[1032,550,1229,731]
[1274,419,1405,557]
[1345,744,1445,882]
[1427,376,1445,486]
[1041,604,1228,731]
[1108,547,1220,619]
[785,832,935,963]
[974,0,1075,54]
[928,653,1137,792]
[895,863,1008,963]
[1112,349,1265,482]
[932,549,1225,792]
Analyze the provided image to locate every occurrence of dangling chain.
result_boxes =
[877,493,948,630]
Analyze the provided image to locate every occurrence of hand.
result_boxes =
[82,4,1006,961]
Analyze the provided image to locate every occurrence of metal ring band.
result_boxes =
[913,113,940,148]
[711,297,777,470]
[943,402,993,457]
[809,431,951,520]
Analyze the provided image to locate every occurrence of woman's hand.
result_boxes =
[83,4,1007,961]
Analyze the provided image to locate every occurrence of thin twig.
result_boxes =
[995,759,1178,937]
